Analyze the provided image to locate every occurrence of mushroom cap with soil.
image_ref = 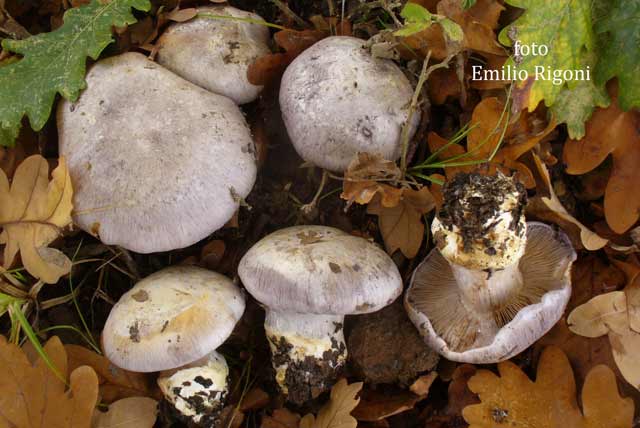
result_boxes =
[238,225,402,404]
[102,266,245,373]
[57,52,257,253]
[156,5,270,104]
[405,173,576,363]
[279,36,419,172]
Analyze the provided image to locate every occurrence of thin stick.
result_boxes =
[269,0,307,28]
[301,169,329,214]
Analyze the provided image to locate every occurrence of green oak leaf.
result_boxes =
[550,80,609,139]
[461,0,477,9]
[594,0,640,111]
[395,3,463,43]
[0,0,151,147]
[498,0,594,112]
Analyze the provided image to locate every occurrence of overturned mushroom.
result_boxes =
[238,225,402,404]
[156,5,270,104]
[279,36,419,172]
[405,172,576,363]
[102,266,245,425]
[57,53,256,253]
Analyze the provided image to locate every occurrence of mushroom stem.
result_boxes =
[264,309,347,404]
[449,261,524,316]
[157,350,230,427]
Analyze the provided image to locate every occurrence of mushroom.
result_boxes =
[156,5,270,104]
[238,225,402,404]
[102,266,245,425]
[57,52,256,253]
[404,172,576,363]
[279,36,419,173]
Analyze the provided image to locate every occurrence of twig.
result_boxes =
[269,0,308,28]
[400,51,456,179]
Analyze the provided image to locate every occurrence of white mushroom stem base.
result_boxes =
[264,310,347,404]
[157,351,229,427]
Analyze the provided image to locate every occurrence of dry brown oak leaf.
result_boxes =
[462,346,634,428]
[300,379,363,428]
[0,335,99,428]
[91,397,158,428]
[563,87,640,234]
[0,154,73,284]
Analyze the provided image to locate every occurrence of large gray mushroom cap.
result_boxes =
[279,36,419,172]
[156,5,270,104]
[238,225,402,314]
[102,266,245,372]
[405,222,575,363]
[58,52,257,253]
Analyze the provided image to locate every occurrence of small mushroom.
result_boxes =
[279,36,419,172]
[156,5,270,104]
[238,225,402,404]
[102,266,245,425]
[57,52,256,253]
[405,172,576,363]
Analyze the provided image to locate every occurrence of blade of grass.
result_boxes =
[197,12,287,30]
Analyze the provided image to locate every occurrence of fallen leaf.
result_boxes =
[463,346,634,427]
[425,364,478,428]
[426,132,472,180]
[367,187,435,259]
[528,152,608,251]
[239,386,270,411]
[91,397,158,428]
[0,155,73,283]
[352,389,423,422]
[165,7,197,22]
[300,379,362,428]
[409,372,438,396]
[0,335,99,428]
[261,408,301,428]
[568,262,640,390]
[340,153,403,207]
[66,344,158,403]
[563,88,640,234]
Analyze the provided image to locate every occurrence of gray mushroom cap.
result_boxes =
[57,52,257,253]
[156,5,270,104]
[279,36,419,172]
[405,222,575,363]
[238,225,402,314]
[102,266,245,372]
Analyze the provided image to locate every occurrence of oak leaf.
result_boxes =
[261,408,301,428]
[66,344,159,403]
[91,397,157,428]
[568,260,640,390]
[0,335,99,428]
[0,154,73,283]
[563,88,640,234]
[299,379,362,428]
[367,187,435,259]
[463,346,634,427]
[340,153,403,207]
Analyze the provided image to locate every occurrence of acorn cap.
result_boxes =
[432,172,527,270]
[57,52,256,253]
[102,266,245,372]
[238,225,402,314]
[156,5,270,104]
[405,222,575,363]
[279,36,419,172]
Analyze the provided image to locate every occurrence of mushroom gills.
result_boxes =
[408,222,575,352]
[264,310,347,404]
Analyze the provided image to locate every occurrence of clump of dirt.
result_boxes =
[347,301,439,385]
[438,172,527,253]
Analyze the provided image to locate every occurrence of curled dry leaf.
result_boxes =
[261,408,301,428]
[352,389,423,422]
[66,344,159,403]
[300,379,363,428]
[463,346,634,428]
[563,88,640,234]
[528,152,608,251]
[340,153,402,207]
[0,335,99,428]
[367,187,436,259]
[0,154,73,283]
[568,260,640,390]
[91,397,158,428]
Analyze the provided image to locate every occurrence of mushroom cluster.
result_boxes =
[58,6,270,253]
[238,225,402,404]
[405,172,576,363]
[102,267,245,425]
